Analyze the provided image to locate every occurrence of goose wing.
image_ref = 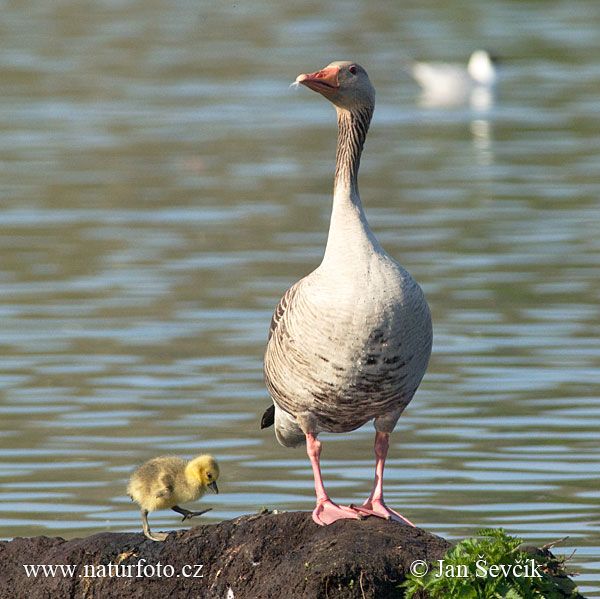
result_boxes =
[262,280,303,429]
[268,280,302,342]
[156,471,176,499]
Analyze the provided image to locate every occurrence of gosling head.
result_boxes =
[296,61,375,112]
[185,455,220,494]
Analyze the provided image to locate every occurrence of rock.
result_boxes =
[0,511,449,599]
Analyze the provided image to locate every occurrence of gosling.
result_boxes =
[127,455,219,542]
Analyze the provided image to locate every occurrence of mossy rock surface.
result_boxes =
[1,513,585,598]
[0,511,449,599]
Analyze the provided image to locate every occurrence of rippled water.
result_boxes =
[1,0,599,594]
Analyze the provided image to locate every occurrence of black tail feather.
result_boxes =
[260,404,275,429]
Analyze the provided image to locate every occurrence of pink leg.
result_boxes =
[306,433,361,526]
[351,432,415,526]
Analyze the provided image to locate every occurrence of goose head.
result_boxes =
[296,61,375,112]
[186,454,220,493]
[467,50,498,85]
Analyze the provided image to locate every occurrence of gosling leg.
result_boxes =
[171,505,212,521]
[141,509,168,542]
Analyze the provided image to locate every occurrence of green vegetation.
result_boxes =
[402,528,580,599]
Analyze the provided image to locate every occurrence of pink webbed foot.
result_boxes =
[313,498,363,526]
[350,500,415,526]
[350,431,416,526]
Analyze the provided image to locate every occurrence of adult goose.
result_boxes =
[262,61,432,526]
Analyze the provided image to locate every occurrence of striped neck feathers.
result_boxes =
[334,105,373,198]
[322,103,385,268]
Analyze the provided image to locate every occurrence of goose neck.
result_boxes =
[334,106,373,199]
[321,104,381,268]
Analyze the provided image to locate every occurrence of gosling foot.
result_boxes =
[144,530,169,542]
[172,505,212,521]
[141,510,169,542]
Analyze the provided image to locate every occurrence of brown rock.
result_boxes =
[0,511,450,599]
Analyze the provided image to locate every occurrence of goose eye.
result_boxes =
[207,473,212,479]
[349,65,357,74]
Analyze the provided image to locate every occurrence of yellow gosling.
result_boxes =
[127,455,219,541]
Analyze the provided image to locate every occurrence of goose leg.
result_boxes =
[171,505,212,521]
[351,432,415,526]
[306,433,361,525]
[141,510,168,542]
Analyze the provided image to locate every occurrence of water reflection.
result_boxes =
[0,0,599,594]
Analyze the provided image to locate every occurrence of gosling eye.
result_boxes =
[349,65,357,75]
[207,473,213,479]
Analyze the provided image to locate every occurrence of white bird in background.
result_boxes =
[407,49,499,108]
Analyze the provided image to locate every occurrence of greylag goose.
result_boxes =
[262,61,432,526]
[127,455,219,541]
